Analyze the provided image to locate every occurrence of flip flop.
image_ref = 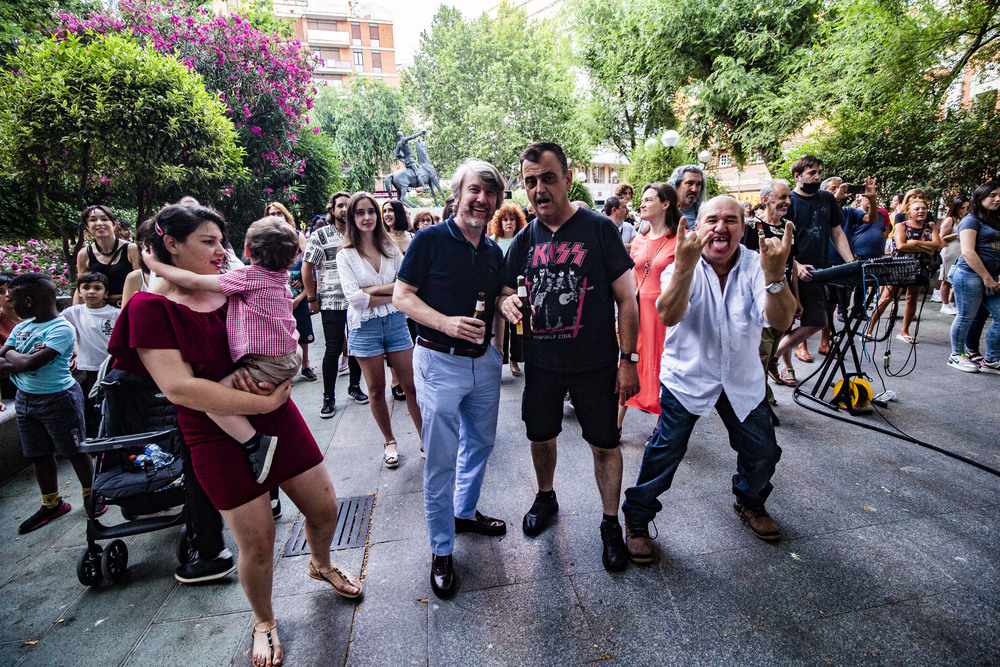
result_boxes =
[308,559,363,598]
[895,333,917,345]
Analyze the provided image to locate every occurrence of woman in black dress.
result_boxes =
[74,205,141,307]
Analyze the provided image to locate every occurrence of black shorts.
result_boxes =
[797,281,829,328]
[521,363,620,449]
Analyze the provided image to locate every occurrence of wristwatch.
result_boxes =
[620,351,639,363]
[765,278,788,294]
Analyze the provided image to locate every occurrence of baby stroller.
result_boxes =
[76,368,195,586]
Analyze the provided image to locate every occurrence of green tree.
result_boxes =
[568,178,595,209]
[569,0,677,154]
[314,79,407,193]
[404,3,586,180]
[570,0,827,171]
[288,128,345,225]
[0,32,245,278]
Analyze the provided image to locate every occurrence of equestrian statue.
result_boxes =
[383,129,445,206]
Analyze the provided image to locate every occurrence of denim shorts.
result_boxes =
[15,384,86,457]
[348,310,414,358]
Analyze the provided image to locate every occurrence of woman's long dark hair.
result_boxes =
[147,204,228,265]
[945,196,969,221]
[970,182,1000,231]
[640,182,681,234]
[344,192,394,258]
[383,199,409,232]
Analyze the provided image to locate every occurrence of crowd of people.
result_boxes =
[2,138,997,665]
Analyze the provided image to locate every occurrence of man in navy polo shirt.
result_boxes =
[394,158,507,599]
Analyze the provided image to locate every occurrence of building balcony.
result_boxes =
[308,29,349,47]
[317,59,353,73]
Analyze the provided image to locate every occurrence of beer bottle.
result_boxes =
[515,275,531,340]
[473,291,486,345]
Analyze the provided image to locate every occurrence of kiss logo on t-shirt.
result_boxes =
[526,242,594,340]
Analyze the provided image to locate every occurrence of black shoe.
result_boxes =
[271,496,282,520]
[391,384,406,401]
[245,435,278,485]
[430,554,456,599]
[522,491,558,536]
[320,395,336,418]
[300,366,317,381]
[600,521,629,572]
[348,385,369,405]
[455,511,507,536]
[18,500,71,534]
[174,549,236,583]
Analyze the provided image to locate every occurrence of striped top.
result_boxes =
[218,265,299,362]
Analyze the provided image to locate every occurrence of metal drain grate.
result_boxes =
[282,494,374,557]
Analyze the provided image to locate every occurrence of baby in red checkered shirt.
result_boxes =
[144,217,300,485]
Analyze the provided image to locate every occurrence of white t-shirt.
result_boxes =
[60,304,120,371]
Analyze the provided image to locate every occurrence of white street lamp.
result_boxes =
[661,130,680,148]
[576,171,587,182]
[697,149,713,166]
[644,136,659,150]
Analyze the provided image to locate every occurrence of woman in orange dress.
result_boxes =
[617,182,680,434]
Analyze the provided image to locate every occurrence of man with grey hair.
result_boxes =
[394,158,508,599]
[741,179,798,414]
[622,196,796,562]
[668,165,707,226]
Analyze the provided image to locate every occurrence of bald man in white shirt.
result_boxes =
[621,196,796,563]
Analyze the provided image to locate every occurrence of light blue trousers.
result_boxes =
[414,343,502,556]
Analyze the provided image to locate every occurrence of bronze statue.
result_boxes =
[384,130,445,206]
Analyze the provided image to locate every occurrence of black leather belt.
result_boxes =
[416,337,486,358]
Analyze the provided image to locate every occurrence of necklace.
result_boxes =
[95,238,121,258]
[641,232,672,277]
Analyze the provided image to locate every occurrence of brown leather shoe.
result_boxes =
[766,358,782,384]
[624,522,657,564]
[733,502,780,541]
[818,342,831,355]
[794,342,813,363]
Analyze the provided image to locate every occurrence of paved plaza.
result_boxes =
[1,309,998,666]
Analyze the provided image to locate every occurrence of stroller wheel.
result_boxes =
[100,539,129,584]
[77,545,104,586]
[176,525,196,565]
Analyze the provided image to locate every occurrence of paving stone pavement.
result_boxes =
[1,306,998,666]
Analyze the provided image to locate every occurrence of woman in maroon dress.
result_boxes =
[109,204,360,667]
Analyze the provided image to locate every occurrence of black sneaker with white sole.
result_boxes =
[320,395,336,418]
[348,384,369,404]
[245,434,279,485]
[174,549,236,583]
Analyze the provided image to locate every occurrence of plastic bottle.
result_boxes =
[131,454,154,473]
[144,444,174,469]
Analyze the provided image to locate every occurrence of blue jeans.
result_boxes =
[948,266,1000,362]
[622,385,781,526]
[414,343,502,556]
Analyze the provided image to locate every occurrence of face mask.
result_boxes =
[800,181,821,195]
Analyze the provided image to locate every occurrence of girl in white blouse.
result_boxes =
[338,192,423,468]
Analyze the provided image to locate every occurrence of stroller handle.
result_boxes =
[79,428,180,454]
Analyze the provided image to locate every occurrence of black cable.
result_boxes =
[791,361,1000,478]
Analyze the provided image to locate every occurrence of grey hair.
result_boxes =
[695,195,744,226]
[820,176,842,191]
[450,158,505,210]
[667,165,708,208]
[760,179,790,201]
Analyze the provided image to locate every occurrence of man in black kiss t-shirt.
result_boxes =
[500,142,639,573]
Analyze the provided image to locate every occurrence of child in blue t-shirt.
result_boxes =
[0,273,106,534]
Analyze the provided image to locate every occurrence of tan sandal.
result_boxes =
[252,620,282,667]
[308,559,362,598]
[509,361,521,377]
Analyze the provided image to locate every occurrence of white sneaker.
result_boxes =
[947,354,980,373]
[940,303,957,315]
[930,289,942,302]
[980,359,1000,374]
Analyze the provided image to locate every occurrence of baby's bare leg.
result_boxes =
[208,372,257,444]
